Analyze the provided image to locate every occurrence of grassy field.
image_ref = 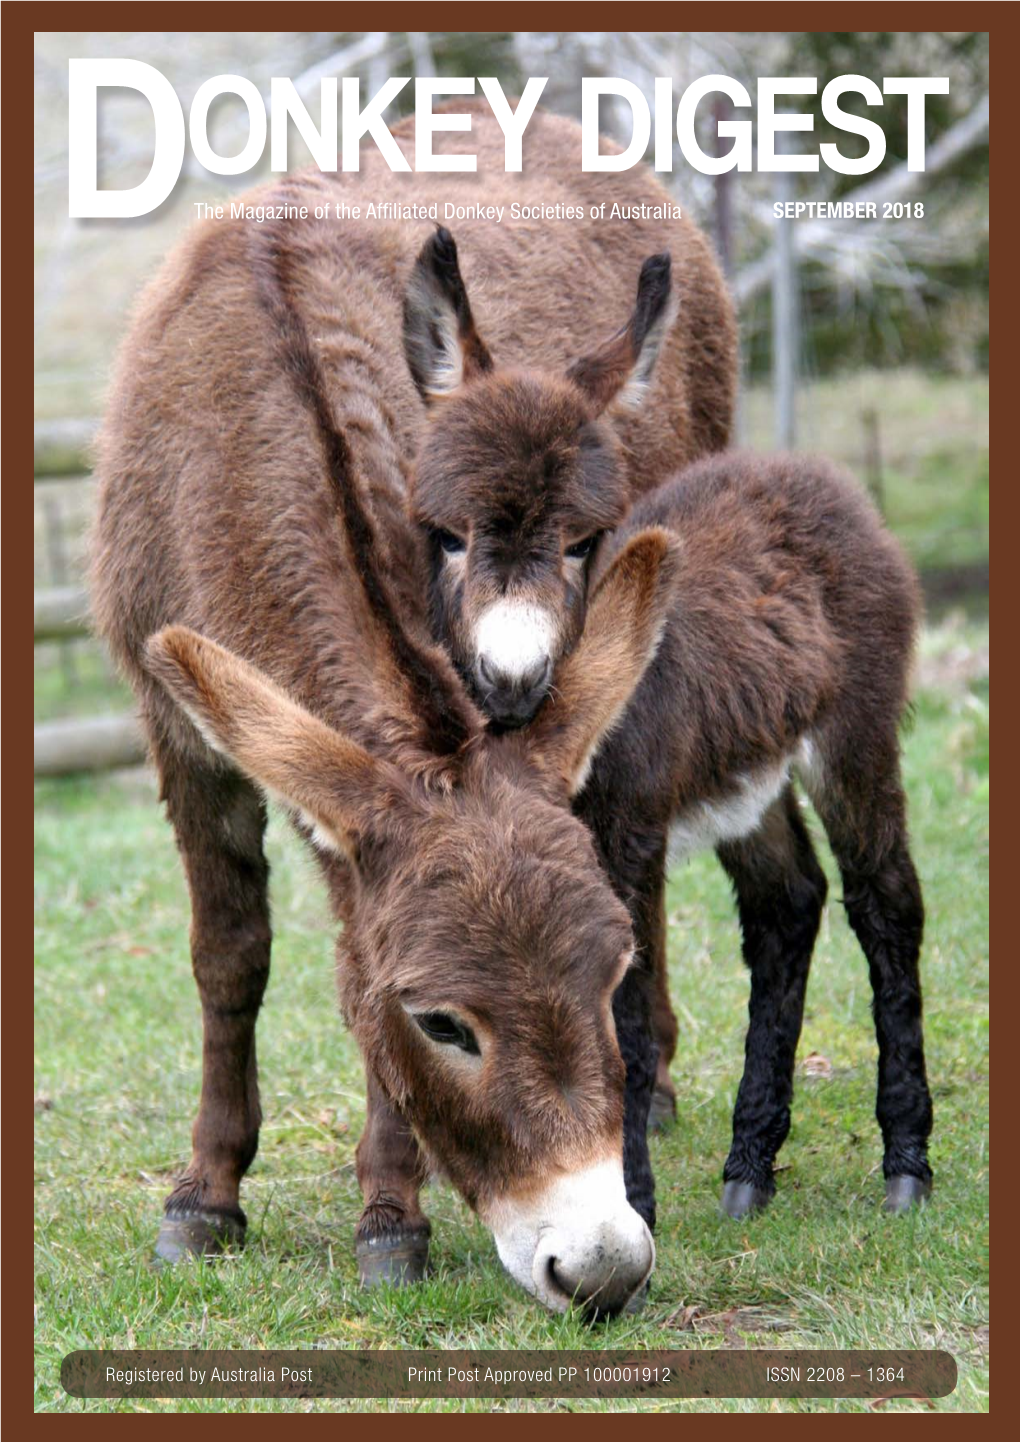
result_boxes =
[741,369,990,578]
[33,614,989,1413]
[34,366,989,1412]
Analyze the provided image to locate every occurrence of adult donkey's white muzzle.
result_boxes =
[486,1160,655,1317]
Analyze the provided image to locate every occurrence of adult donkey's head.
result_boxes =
[404,228,674,728]
[147,521,678,1317]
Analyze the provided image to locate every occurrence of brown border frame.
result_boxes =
[13,2,1003,1428]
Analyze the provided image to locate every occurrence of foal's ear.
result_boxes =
[145,628,397,862]
[566,253,674,415]
[403,227,495,404]
[526,529,680,796]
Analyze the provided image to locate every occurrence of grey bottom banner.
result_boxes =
[61,1349,957,1400]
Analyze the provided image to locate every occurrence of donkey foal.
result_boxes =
[581,452,935,1217]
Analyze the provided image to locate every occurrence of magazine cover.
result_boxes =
[28,10,990,1416]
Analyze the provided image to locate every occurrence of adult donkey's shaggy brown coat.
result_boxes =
[90,106,735,1311]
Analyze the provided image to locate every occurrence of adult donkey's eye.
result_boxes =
[565,532,600,561]
[435,528,467,556]
[414,1012,480,1054]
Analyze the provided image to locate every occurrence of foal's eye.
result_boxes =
[565,533,599,561]
[414,1012,480,1054]
[435,528,467,556]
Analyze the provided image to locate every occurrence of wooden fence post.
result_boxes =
[772,154,798,450]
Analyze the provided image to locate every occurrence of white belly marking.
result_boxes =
[669,757,793,863]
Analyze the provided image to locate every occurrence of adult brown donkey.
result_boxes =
[91,106,732,1312]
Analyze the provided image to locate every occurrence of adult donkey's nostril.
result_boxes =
[533,1218,654,1319]
[545,1255,573,1303]
[546,1253,633,1318]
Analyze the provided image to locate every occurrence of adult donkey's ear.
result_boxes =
[526,528,680,795]
[145,627,402,863]
[403,227,495,403]
[566,252,675,414]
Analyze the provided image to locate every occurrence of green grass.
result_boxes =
[33,622,988,1413]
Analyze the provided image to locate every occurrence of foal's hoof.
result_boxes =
[356,1226,430,1288]
[648,1086,677,1132]
[720,1180,772,1219]
[155,1210,245,1264]
[883,1175,932,1213]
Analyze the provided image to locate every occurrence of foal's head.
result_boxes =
[404,228,674,727]
[147,527,679,1316]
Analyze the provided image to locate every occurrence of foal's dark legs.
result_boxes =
[155,751,271,1260]
[647,883,680,1129]
[810,738,933,1210]
[716,787,828,1218]
[574,788,668,1232]
[606,828,672,1231]
[613,967,659,1231]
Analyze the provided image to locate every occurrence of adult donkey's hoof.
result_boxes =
[720,1180,772,1219]
[622,1279,651,1316]
[356,1226,431,1288]
[648,1086,677,1132]
[155,1209,246,1264]
[883,1175,932,1213]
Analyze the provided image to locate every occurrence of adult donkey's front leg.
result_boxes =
[156,752,271,1261]
[355,1071,431,1286]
